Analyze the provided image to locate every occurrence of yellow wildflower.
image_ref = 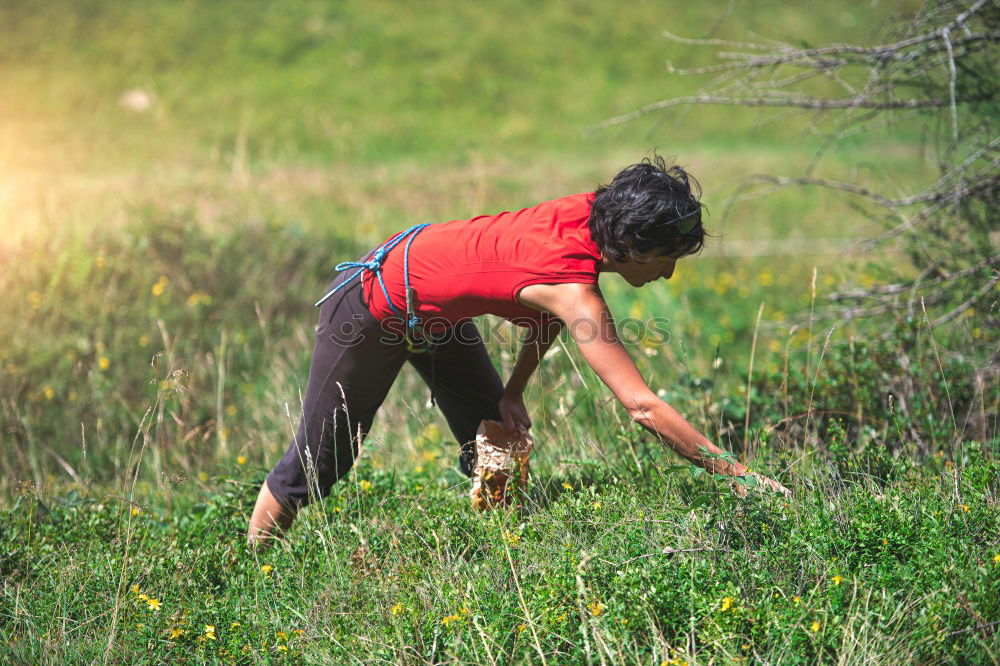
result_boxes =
[98,356,110,371]
[562,482,572,490]
[146,598,162,611]
[810,621,820,632]
[276,645,288,653]
[131,506,141,517]
[293,629,305,637]
[518,623,527,632]
[276,631,288,640]
[96,255,106,269]
[151,276,169,297]
[138,593,149,602]
[236,455,247,465]
[231,622,241,629]
[358,479,372,492]
[793,596,801,604]
[588,601,605,617]
[720,597,734,612]
[391,603,405,615]
[261,564,274,577]
[139,334,150,347]
[504,531,521,546]
[992,554,1000,566]
[204,625,216,640]
[441,613,461,626]
[198,471,209,482]
[592,501,602,510]
[42,386,54,400]
[225,404,237,416]
[186,291,213,308]
[131,584,140,595]
[831,575,843,585]
[169,627,184,639]
[959,504,970,513]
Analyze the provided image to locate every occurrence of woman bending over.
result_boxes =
[248,156,789,544]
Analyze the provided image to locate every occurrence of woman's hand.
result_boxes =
[755,472,792,497]
[498,391,532,435]
[730,471,792,498]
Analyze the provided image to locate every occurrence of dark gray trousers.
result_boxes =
[266,269,504,510]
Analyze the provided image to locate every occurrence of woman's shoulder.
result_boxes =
[545,191,595,217]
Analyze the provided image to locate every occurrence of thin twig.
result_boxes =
[946,619,1000,637]
[592,94,952,130]
[829,254,1000,300]
[617,546,716,566]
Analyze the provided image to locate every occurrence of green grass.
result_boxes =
[3,447,998,663]
[1,0,997,663]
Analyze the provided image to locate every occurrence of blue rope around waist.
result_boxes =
[314,222,431,341]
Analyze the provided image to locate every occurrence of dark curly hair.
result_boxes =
[589,155,707,262]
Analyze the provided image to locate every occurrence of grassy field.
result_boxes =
[1,0,998,663]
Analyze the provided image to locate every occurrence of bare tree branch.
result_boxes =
[592,94,954,131]
[604,0,999,336]
[828,254,1000,300]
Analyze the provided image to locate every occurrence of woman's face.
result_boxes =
[616,251,681,287]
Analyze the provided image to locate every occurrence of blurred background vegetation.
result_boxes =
[2,0,993,493]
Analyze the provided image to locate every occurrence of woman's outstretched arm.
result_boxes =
[517,282,790,494]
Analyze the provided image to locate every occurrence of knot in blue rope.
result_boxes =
[370,246,388,264]
[314,223,434,349]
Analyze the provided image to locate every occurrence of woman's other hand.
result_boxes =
[498,391,532,435]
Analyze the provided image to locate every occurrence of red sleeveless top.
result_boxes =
[361,192,602,333]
